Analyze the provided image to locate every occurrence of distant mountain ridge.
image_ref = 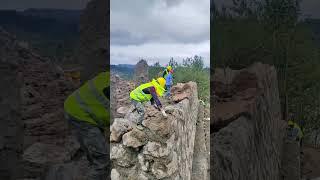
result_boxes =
[22,8,81,23]
[111,64,135,79]
[0,9,81,35]
[0,8,81,59]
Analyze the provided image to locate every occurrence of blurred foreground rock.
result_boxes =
[211,63,287,180]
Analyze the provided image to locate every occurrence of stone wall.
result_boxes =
[211,63,286,180]
[110,82,208,180]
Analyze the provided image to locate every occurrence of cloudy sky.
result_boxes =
[110,0,210,66]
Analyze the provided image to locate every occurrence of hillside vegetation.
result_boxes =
[212,0,320,142]
[149,56,210,103]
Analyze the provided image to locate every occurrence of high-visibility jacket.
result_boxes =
[130,79,165,102]
[162,69,169,78]
[288,120,304,139]
[295,123,303,139]
[64,72,110,127]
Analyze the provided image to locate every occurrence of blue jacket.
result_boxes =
[165,73,173,85]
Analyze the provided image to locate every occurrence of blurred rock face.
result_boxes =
[0,0,110,179]
[77,0,109,82]
[211,63,286,180]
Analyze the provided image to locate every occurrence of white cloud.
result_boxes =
[111,0,210,65]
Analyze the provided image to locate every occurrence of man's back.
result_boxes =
[165,73,173,85]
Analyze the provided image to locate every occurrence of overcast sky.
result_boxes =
[110,0,210,66]
[1,0,319,67]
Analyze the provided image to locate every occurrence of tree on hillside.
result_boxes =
[168,57,178,68]
[212,0,320,137]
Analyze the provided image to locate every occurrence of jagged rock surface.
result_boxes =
[110,81,209,180]
[0,28,23,180]
[110,75,134,120]
[77,0,109,81]
[211,63,286,180]
[0,0,109,179]
[0,27,81,179]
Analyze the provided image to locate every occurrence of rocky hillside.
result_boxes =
[0,26,83,180]
[211,63,287,180]
[77,0,108,81]
[0,0,109,179]
[0,28,24,180]
[110,76,210,179]
[133,60,149,85]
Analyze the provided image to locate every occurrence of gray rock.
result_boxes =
[122,128,147,148]
[143,142,169,158]
[44,156,89,180]
[117,107,129,116]
[151,162,168,179]
[138,154,149,172]
[23,143,69,165]
[110,118,133,142]
[110,144,136,168]
[111,169,121,180]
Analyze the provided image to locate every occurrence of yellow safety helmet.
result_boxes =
[167,65,172,71]
[157,77,166,88]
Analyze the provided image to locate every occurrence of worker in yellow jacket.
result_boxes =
[288,120,304,144]
[64,71,109,180]
[130,77,168,130]
[162,65,172,78]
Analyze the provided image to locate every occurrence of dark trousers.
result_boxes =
[66,113,108,180]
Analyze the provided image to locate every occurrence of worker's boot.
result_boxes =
[128,104,135,113]
[136,122,144,130]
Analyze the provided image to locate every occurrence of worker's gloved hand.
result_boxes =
[161,108,168,118]
[153,103,158,109]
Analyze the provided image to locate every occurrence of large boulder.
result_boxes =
[110,118,133,142]
[122,128,147,149]
[134,60,149,85]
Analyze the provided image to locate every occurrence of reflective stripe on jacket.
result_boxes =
[163,69,169,78]
[64,72,110,127]
[130,79,165,102]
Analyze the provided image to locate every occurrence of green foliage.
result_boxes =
[149,61,164,80]
[149,56,210,103]
[212,0,320,136]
